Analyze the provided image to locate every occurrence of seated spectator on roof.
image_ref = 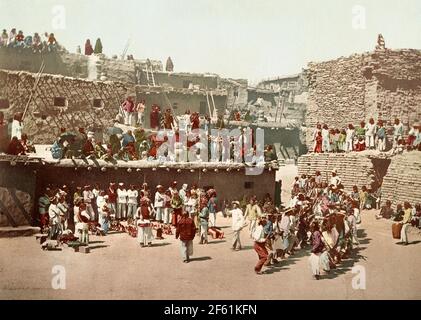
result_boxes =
[20,133,35,154]
[33,32,42,52]
[83,137,95,158]
[93,139,107,159]
[122,130,135,148]
[15,30,25,47]
[47,33,57,51]
[8,28,16,47]
[264,145,277,162]
[0,29,8,46]
[7,136,25,155]
[51,138,65,159]
[109,133,122,156]
[24,35,32,47]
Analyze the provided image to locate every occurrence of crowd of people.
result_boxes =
[38,181,224,259]
[50,125,277,164]
[35,171,350,276]
[46,97,278,164]
[0,28,60,52]
[311,118,421,153]
[35,167,421,274]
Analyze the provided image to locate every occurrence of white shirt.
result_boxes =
[330,175,341,186]
[73,206,80,223]
[117,188,127,204]
[83,190,94,203]
[11,120,22,140]
[231,208,245,231]
[127,189,138,205]
[48,204,61,224]
[186,198,197,213]
[279,214,290,234]
[365,123,376,136]
[96,195,105,208]
[252,224,266,243]
[289,196,298,208]
[154,191,165,208]
[346,128,354,140]
[92,188,100,198]
[57,202,68,216]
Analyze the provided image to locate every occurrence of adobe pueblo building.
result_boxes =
[300,47,421,208]
[0,42,420,231]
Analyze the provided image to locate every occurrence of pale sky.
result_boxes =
[1,0,420,83]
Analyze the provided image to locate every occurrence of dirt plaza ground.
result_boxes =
[1,208,421,300]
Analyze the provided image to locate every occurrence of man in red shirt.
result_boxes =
[176,212,197,263]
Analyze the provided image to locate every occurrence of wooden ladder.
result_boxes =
[145,64,156,87]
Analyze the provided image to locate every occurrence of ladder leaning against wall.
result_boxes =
[145,64,156,87]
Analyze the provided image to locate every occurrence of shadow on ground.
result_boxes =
[89,244,109,250]
[189,256,212,262]
[322,229,370,280]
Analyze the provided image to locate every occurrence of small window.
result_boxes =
[173,102,178,110]
[244,182,254,189]
[93,98,104,108]
[233,90,238,97]
[54,97,67,107]
[0,98,10,109]
[32,111,41,118]
[183,80,192,89]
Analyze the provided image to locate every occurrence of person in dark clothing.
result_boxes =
[7,136,25,155]
[176,212,196,263]
[85,39,93,55]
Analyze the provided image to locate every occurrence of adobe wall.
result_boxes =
[0,47,163,83]
[0,47,90,78]
[306,49,421,149]
[0,69,131,144]
[381,151,421,208]
[152,72,219,89]
[0,161,36,227]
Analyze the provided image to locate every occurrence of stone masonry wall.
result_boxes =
[306,49,421,149]
[297,152,387,192]
[381,151,421,208]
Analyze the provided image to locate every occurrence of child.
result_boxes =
[355,136,366,152]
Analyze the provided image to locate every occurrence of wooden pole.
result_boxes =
[22,60,45,121]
